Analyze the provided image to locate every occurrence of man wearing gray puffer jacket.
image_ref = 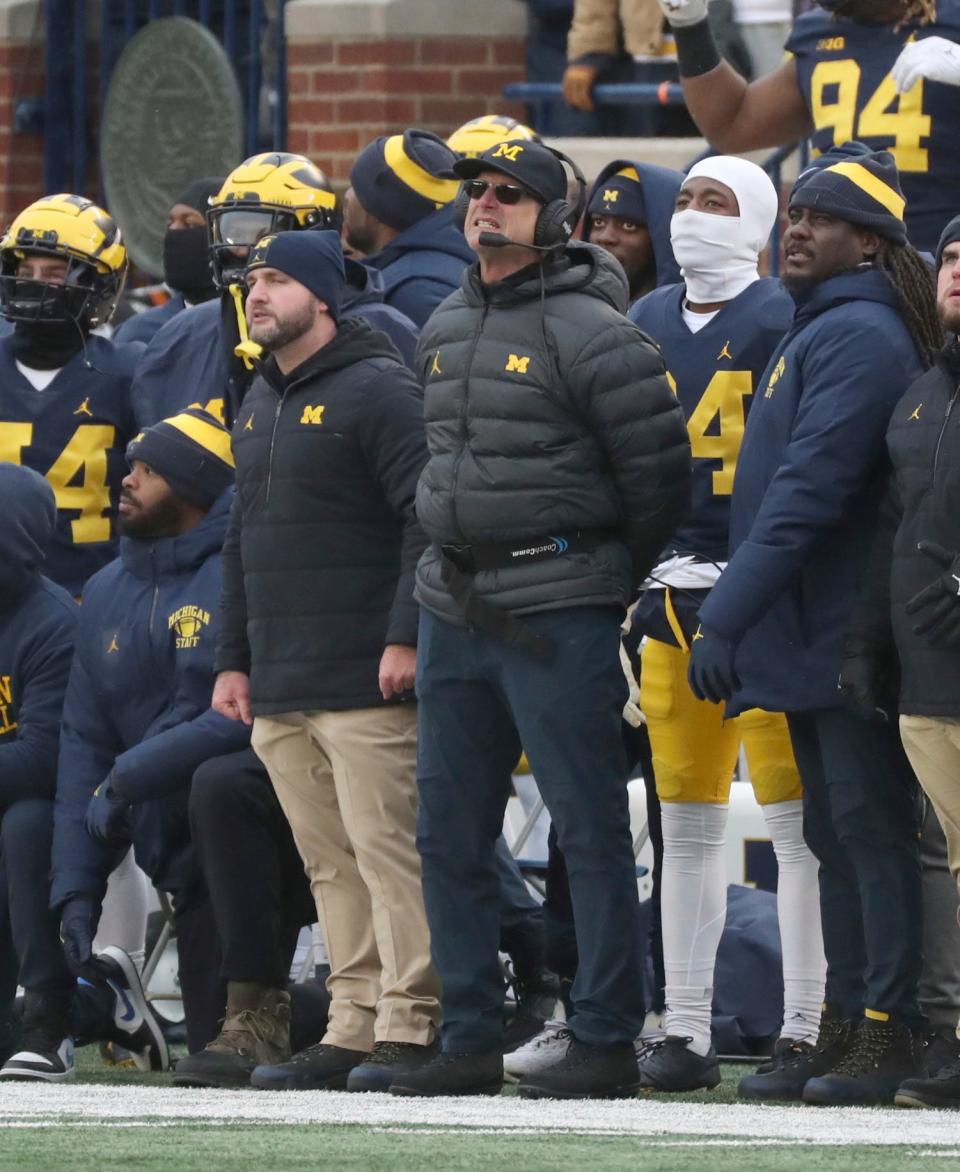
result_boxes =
[391,140,690,1102]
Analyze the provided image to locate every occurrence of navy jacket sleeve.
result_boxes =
[700,323,916,641]
[0,598,76,808]
[214,491,251,674]
[51,644,124,909]
[357,363,430,647]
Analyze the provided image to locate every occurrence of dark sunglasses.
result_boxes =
[462,179,527,205]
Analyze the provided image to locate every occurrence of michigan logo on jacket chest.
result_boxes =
[0,674,17,735]
[168,604,210,649]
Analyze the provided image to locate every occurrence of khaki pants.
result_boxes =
[252,705,440,1051]
[900,715,960,892]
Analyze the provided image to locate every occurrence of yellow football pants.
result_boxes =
[640,637,802,805]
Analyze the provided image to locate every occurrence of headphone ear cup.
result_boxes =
[452,187,470,233]
[533,198,577,249]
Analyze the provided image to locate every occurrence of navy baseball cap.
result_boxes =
[454,140,566,205]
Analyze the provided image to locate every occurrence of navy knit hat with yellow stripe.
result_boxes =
[587,163,647,223]
[350,129,460,232]
[126,408,235,509]
[789,144,907,246]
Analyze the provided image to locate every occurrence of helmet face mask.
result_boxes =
[0,194,127,329]
[207,152,337,289]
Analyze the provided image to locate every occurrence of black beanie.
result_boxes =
[126,408,235,509]
[174,176,226,215]
[789,144,907,246]
[350,129,460,232]
[937,214,960,271]
[245,229,345,321]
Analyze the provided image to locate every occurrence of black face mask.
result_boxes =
[163,225,216,302]
[10,319,85,370]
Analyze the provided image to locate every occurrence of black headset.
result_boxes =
[453,144,588,250]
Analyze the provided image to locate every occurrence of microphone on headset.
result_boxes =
[477,231,560,252]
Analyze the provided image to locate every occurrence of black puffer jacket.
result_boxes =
[415,243,690,623]
[855,343,960,716]
[216,318,428,715]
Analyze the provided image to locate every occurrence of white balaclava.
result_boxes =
[670,155,779,306]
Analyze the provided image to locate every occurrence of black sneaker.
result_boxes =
[637,1035,720,1093]
[0,991,74,1083]
[96,947,170,1072]
[503,967,562,1054]
[346,1040,439,1092]
[803,1017,927,1106]
[921,1029,960,1077]
[896,1053,960,1109]
[251,1041,367,1090]
[390,1049,503,1096]
[738,1015,853,1101]
[752,1034,805,1076]
[519,1037,639,1100]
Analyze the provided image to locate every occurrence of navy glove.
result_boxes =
[837,637,896,724]
[688,623,740,705]
[84,776,131,847]
[905,541,960,646]
[60,895,102,983]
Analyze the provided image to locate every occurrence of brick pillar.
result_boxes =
[0,0,45,224]
[285,0,527,183]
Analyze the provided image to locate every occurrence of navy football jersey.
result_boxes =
[788,2,960,252]
[630,278,793,563]
[0,336,139,596]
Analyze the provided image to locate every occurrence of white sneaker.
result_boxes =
[0,1036,75,1082]
[503,1020,571,1084]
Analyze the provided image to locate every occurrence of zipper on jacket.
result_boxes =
[265,394,284,504]
[933,386,960,483]
[449,302,489,536]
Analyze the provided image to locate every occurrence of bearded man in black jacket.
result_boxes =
[212,230,440,1095]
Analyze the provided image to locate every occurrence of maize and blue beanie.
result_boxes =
[126,408,235,509]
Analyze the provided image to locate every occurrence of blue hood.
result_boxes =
[343,258,389,310]
[366,205,475,270]
[582,159,683,287]
[0,462,57,601]
[119,487,233,582]
[790,266,902,327]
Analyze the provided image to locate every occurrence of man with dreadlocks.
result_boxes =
[687,145,942,1106]
[655,0,960,252]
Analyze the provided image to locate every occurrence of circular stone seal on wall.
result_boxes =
[101,16,245,276]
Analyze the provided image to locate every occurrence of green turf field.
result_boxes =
[2,1054,959,1172]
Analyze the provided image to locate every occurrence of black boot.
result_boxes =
[637,1035,721,1093]
[250,1041,367,1090]
[390,1049,503,1097]
[518,1036,639,1100]
[895,1032,960,1108]
[346,1040,439,1092]
[803,1017,927,1106]
[737,1013,854,1101]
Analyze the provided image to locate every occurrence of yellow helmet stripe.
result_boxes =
[164,413,235,467]
[383,136,459,206]
[825,161,906,222]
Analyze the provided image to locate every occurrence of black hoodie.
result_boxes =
[0,463,77,807]
[217,317,429,714]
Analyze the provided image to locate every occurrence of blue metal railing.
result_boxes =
[39,0,288,196]
[504,81,810,276]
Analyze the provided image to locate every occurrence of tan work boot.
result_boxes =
[173,983,291,1087]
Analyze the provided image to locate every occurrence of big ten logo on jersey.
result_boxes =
[169,604,210,650]
[666,369,753,495]
[0,422,115,543]
[810,55,930,172]
[0,674,16,735]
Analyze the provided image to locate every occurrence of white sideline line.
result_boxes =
[0,1085,959,1145]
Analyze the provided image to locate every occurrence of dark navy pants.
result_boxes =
[788,708,922,1022]
[416,606,646,1052]
[0,799,73,995]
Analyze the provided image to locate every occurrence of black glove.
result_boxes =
[60,896,102,983]
[688,623,740,705]
[905,541,960,646]
[838,637,897,723]
[84,776,131,847]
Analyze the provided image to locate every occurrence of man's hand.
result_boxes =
[379,643,416,700]
[892,37,960,93]
[84,777,131,847]
[563,63,599,111]
[688,623,740,705]
[656,0,710,28]
[60,896,102,983]
[838,637,895,723]
[212,670,253,725]
[905,541,960,646]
